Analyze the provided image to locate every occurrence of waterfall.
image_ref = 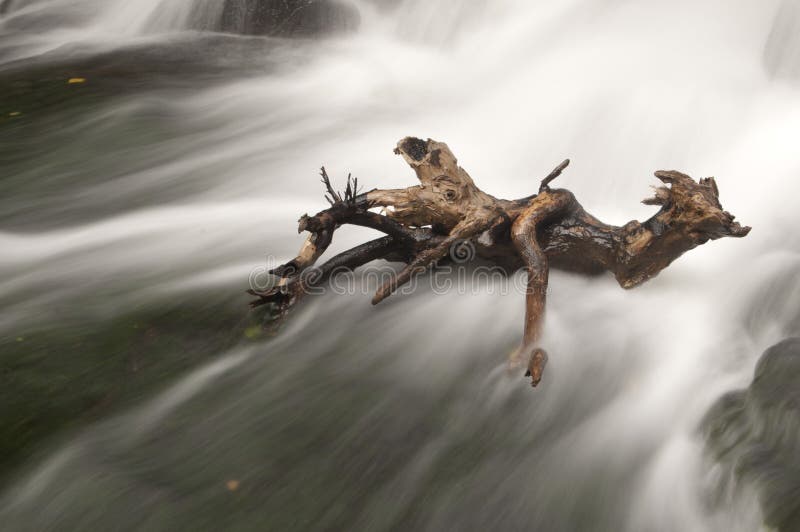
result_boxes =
[102,0,226,35]
[1,0,798,530]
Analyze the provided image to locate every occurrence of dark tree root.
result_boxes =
[251,137,751,388]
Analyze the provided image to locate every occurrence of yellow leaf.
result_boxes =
[9,112,21,117]
[67,78,86,84]
[226,480,240,492]
[244,326,262,340]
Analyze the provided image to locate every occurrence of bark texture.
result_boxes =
[250,137,751,387]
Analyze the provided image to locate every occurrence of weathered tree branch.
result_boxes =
[251,137,751,388]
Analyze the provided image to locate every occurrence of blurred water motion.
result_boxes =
[1,0,799,530]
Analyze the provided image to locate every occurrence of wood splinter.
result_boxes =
[250,137,751,388]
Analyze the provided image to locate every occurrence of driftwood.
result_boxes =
[250,137,750,387]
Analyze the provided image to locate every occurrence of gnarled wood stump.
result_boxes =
[250,137,750,387]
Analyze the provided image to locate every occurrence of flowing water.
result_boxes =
[1,1,799,530]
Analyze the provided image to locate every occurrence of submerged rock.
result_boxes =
[220,0,360,38]
[702,338,800,531]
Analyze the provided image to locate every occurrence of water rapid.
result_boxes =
[1,1,799,530]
